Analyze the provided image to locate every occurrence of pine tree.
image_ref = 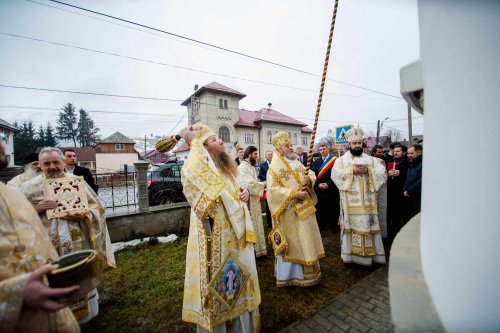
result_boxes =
[77,108,100,146]
[36,125,46,148]
[56,103,78,147]
[44,122,58,147]
[13,120,38,164]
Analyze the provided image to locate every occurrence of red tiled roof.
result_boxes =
[181,82,246,106]
[301,126,313,133]
[235,108,308,128]
[36,147,96,161]
[171,143,190,153]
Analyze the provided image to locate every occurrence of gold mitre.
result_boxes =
[272,131,291,149]
[192,123,216,143]
[346,127,364,142]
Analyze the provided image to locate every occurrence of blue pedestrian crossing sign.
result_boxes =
[335,124,353,145]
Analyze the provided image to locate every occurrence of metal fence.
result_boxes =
[96,171,138,210]
[95,169,186,211]
[146,170,186,206]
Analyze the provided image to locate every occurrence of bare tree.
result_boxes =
[384,128,403,143]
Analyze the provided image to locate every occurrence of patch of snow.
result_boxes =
[112,234,178,253]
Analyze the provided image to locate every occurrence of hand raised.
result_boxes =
[180,126,196,144]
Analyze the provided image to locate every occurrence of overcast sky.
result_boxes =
[0,0,421,142]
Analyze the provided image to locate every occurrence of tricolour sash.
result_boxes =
[317,155,336,180]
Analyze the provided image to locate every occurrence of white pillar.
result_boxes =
[419,1,500,331]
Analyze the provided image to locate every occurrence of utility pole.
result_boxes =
[190,84,199,125]
[144,134,147,155]
[376,120,381,144]
[376,117,389,144]
[407,103,413,145]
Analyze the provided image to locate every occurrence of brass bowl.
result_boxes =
[48,250,103,301]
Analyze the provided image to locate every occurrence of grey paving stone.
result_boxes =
[331,327,348,333]
[345,316,370,333]
[357,305,382,322]
[346,308,366,322]
[352,297,375,310]
[292,323,315,333]
[319,307,334,318]
[313,314,334,330]
[310,324,330,333]
[338,297,360,310]
[348,328,363,333]
[326,313,351,332]
[303,319,318,329]
[331,299,347,310]
[360,316,387,332]
[350,289,370,301]
[363,288,384,300]
[372,307,387,317]
[331,308,349,320]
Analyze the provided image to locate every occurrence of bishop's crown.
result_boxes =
[346,127,364,143]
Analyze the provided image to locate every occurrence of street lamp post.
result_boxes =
[376,117,389,144]
[190,84,199,125]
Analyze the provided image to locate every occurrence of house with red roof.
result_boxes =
[180,82,312,160]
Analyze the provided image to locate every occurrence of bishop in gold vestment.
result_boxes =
[180,124,261,332]
[20,147,115,325]
[0,182,80,332]
[267,132,325,287]
[331,128,387,266]
[236,146,267,258]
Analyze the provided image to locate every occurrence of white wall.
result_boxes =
[96,153,138,173]
[419,1,500,331]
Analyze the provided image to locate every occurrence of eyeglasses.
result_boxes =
[204,137,221,145]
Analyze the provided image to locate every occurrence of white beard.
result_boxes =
[285,152,297,160]
[25,167,41,178]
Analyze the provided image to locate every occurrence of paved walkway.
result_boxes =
[286,267,390,333]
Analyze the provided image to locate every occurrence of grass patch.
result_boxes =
[83,228,376,333]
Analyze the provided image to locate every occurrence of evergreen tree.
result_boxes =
[56,103,78,147]
[36,125,46,147]
[77,108,100,146]
[44,122,58,147]
[13,120,38,164]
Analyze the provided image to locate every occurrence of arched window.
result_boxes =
[267,131,272,143]
[224,99,228,109]
[219,126,230,143]
[293,133,298,144]
[219,99,223,109]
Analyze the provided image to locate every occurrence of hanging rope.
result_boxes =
[305,0,340,174]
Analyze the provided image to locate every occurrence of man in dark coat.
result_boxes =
[63,149,99,193]
[312,142,340,232]
[386,144,410,243]
[294,145,308,166]
[404,144,423,221]
[234,147,244,165]
[258,150,273,227]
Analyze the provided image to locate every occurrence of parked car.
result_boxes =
[147,160,186,206]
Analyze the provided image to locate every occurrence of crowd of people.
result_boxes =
[0,124,422,332]
[176,124,423,331]
[0,136,114,332]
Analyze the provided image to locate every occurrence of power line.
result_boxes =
[0,31,400,103]
[0,104,183,117]
[0,103,380,128]
[44,0,403,100]
[0,84,183,101]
